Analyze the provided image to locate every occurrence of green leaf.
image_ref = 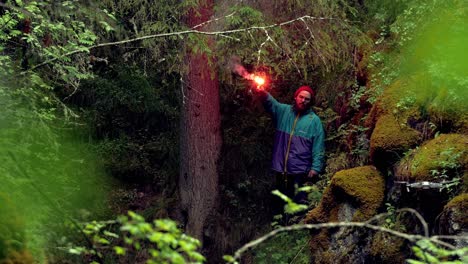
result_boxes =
[103,230,119,238]
[134,241,141,250]
[271,190,292,203]
[68,247,85,255]
[113,246,126,255]
[223,255,237,263]
[123,236,133,244]
[148,232,162,243]
[97,237,110,245]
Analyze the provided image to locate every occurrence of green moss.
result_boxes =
[304,166,385,255]
[444,193,468,227]
[409,134,467,181]
[332,166,385,221]
[304,186,336,251]
[0,250,34,264]
[367,79,422,128]
[446,193,468,209]
[462,172,468,193]
[370,232,406,264]
[428,87,468,133]
[379,80,412,115]
[304,186,336,224]
[305,166,385,223]
[0,194,31,264]
[370,114,421,165]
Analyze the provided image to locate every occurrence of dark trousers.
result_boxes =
[274,172,308,204]
[271,172,309,217]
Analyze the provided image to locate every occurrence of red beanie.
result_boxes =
[294,85,314,98]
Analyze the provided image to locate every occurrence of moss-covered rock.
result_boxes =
[438,194,468,248]
[367,73,467,142]
[304,166,385,263]
[428,88,468,134]
[366,79,422,130]
[332,166,386,221]
[369,232,406,264]
[396,134,467,182]
[442,194,468,230]
[370,114,421,170]
[305,166,385,224]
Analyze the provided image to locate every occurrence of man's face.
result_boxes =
[294,91,312,111]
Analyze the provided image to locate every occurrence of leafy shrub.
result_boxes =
[68,211,205,264]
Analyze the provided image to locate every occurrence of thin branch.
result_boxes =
[260,27,303,77]
[51,93,79,119]
[0,2,33,17]
[191,11,237,30]
[301,17,329,71]
[256,29,270,66]
[179,77,204,106]
[180,76,186,104]
[433,235,468,240]
[29,15,338,71]
[289,243,307,264]
[366,208,429,237]
[129,16,139,36]
[232,220,462,261]
[0,16,14,31]
[217,33,240,41]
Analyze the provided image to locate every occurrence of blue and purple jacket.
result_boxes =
[263,93,325,174]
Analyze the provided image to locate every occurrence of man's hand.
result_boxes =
[308,170,319,178]
[253,86,267,95]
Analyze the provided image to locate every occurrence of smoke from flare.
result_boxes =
[232,63,252,79]
[228,57,266,89]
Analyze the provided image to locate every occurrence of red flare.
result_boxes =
[248,72,267,90]
[253,76,265,86]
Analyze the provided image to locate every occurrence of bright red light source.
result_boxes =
[253,76,265,86]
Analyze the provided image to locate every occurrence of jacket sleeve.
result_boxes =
[262,92,285,120]
[310,117,325,173]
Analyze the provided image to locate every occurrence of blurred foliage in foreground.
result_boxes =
[369,0,468,116]
[67,211,204,264]
[0,88,110,262]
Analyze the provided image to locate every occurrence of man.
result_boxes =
[258,85,325,204]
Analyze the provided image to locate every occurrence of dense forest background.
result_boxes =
[0,0,466,263]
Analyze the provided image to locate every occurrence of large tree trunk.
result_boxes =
[180,0,221,242]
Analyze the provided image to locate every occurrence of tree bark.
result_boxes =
[180,0,221,242]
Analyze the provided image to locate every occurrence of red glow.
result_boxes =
[253,76,265,86]
[249,72,268,90]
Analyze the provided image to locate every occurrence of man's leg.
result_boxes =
[272,172,287,215]
[293,173,308,204]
